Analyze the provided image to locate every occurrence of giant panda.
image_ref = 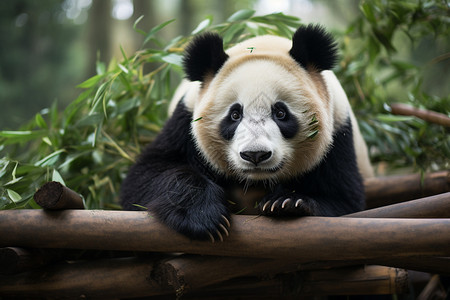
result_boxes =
[121,24,374,242]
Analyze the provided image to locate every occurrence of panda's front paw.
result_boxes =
[259,191,317,216]
[175,207,231,243]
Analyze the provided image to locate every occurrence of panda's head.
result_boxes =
[184,25,339,182]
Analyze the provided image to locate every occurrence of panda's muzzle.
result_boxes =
[240,151,272,166]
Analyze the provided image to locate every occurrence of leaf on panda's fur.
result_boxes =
[191,117,203,123]
[132,204,150,211]
[309,114,318,126]
[307,130,319,139]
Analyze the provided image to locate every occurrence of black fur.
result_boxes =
[258,117,365,217]
[183,32,229,82]
[220,103,243,140]
[271,102,299,139]
[289,24,338,71]
[120,100,230,241]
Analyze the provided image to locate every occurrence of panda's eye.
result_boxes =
[230,110,241,121]
[275,109,286,120]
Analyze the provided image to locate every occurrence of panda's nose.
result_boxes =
[240,151,272,165]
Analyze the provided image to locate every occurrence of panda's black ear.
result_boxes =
[183,32,229,82]
[289,24,338,71]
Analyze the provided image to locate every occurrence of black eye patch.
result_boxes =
[272,102,299,139]
[220,103,243,140]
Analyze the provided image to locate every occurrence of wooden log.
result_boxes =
[375,257,450,276]
[0,259,408,298]
[0,210,449,262]
[33,181,84,210]
[0,257,169,299]
[364,171,449,208]
[152,255,298,293]
[0,247,58,275]
[181,265,409,298]
[349,192,450,218]
[390,103,450,127]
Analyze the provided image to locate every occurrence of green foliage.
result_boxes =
[336,0,449,171]
[0,10,301,210]
[1,4,448,210]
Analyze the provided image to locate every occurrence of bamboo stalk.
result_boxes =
[33,181,84,210]
[0,210,449,261]
[364,171,449,208]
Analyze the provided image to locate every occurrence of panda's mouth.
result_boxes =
[242,161,284,175]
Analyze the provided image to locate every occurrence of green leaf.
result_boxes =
[192,17,212,35]
[6,189,22,203]
[77,74,103,88]
[52,169,66,186]
[377,114,415,122]
[161,53,183,66]
[35,113,47,129]
[0,130,46,145]
[227,9,255,22]
[143,19,176,45]
[34,149,66,167]
[360,2,377,24]
[76,112,104,127]
[222,23,246,44]
[133,15,147,36]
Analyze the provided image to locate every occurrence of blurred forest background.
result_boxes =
[0,0,448,209]
[2,0,447,129]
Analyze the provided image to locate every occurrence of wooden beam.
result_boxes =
[349,192,450,218]
[364,171,449,208]
[0,210,449,261]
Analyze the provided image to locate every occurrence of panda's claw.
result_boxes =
[262,201,271,212]
[216,230,224,242]
[270,200,280,212]
[221,215,231,228]
[281,198,291,209]
[219,223,229,236]
[207,231,215,243]
[295,199,303,208]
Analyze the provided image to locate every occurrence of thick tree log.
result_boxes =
[152,255,298,293]
[349,192,450,218]
[179,265,409,298]
[0,210,449,261]
[0,247,59,275]
[33,181,84,209]
[390,103,450,127]
[364,171,449,208]
[0,257,169,299]
[0,258,408,298]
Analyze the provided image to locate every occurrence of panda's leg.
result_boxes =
[258,117,365,217]
[121,101,230,242]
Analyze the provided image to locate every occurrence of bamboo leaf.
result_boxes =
[35,113,47,129]
[133,15,146,35]
[6,189,21,203]
[143,19,176,45]
[227,9,255,22]
[192,17,212,35]
[34,149,66,167]
[77,74,103,88]
[52,169,66,186]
